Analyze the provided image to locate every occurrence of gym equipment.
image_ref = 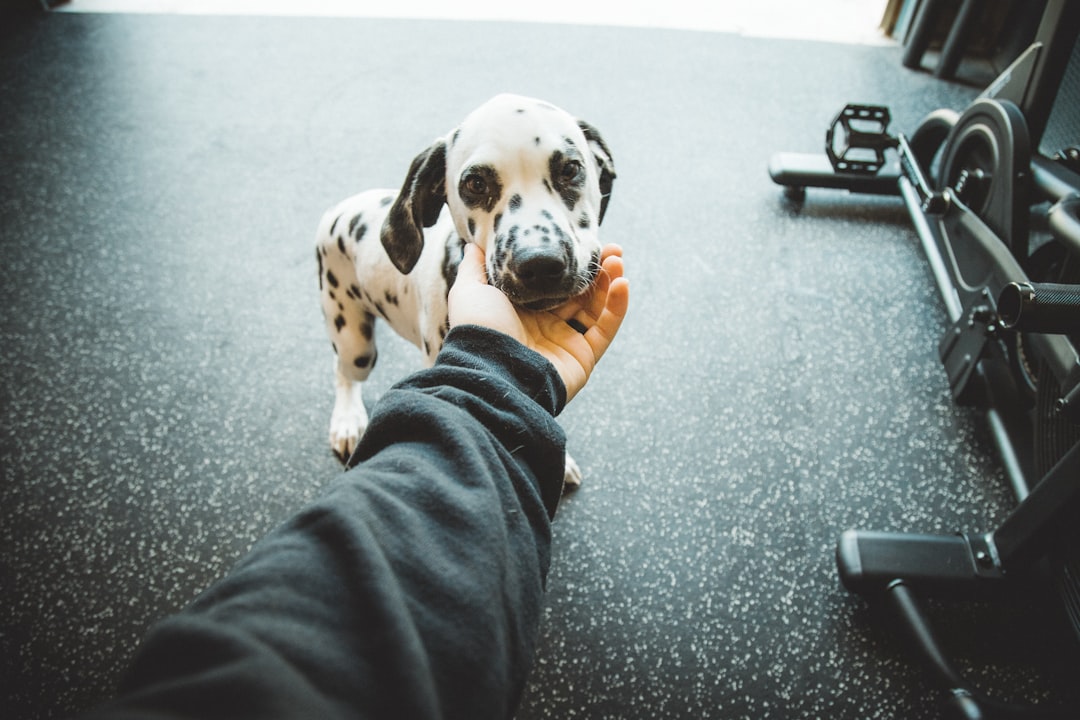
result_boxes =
[770,2,1080,718]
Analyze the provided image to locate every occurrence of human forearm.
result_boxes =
[84,326,568,720]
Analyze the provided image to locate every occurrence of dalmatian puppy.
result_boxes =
[315,93,616,487]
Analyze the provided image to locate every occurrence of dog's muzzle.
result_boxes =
[498,245,596,311]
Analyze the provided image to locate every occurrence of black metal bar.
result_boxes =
[936,0,980,80]
[1031,155,1080,205]
[938,292,995,404]
[992,440,1080,569]
[1048,196,1080,256]
[902,0,948,71]
[883,581,1077,719]
[899,176,964,320]
[884,582,970,690]
[897,132,948,214]
[766,153,901,196]
[1020,0,1080,147]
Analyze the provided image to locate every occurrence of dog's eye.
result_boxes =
[463,173,487,196]
[458,165,502,211]
[560,160,583,183]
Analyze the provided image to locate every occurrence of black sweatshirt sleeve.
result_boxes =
[82,325,569,720]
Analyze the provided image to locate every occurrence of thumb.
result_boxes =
[454,243,488,287]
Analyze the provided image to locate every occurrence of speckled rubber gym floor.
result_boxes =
[3,7,1078,719]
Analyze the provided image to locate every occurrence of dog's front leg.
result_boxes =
[324,312,378,462]
[329,365,369,463]
[318,249,379,462]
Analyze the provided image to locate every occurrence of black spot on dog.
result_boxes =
[549,149,584,212]
[348,214,363,236]
[329,290,337,301]
[360,322,373,341]
[384,290,398,306]
[334,314,346,331]
[326,270,339,288]
[451,128,461,146]
[492,229,512,272]
[316,248,324,290]
[515,107,526,114]
[534,137,541,145]
[337,236,347,254]
[508,194,522,212]
[338,302,344,311]
[373,301,386,319]
[543,179,553,194]
[578,212,591,229]
[355,223,367,242]
[553,223,571,245]
[350,284,361,299]
[493,213,502,230]
[558,232,576,273]
[442,234,465,290]
[380,195,393,207]
[329,214,342,237]
[467,218,476,237]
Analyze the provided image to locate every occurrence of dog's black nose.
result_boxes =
[514,248,568,286]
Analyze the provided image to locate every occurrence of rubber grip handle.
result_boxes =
[997,282,1080,333]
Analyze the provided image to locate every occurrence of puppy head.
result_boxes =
[381,94,616,309]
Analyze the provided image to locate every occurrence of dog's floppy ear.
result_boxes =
[381,139,448,274]
[577,119,616,225]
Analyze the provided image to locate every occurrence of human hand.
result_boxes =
[448,243,629,402]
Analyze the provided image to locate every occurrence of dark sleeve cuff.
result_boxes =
[357,324,568,520]
[429,325,567,418]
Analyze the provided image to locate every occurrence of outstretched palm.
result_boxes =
[449,243,629,401]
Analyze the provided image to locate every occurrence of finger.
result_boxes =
[454,243,488,287]
[550,245,623,327]
[599,243,623,264]
[574,255,621,322]
[601,252,624,282]
[605,277,630,319]
[580,267,613,321]
[583,276,629,359]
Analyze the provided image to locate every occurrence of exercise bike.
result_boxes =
[769,2,1080,718]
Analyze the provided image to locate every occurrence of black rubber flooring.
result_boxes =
[2,9,1078,719]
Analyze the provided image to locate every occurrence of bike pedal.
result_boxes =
[826,104,898,175]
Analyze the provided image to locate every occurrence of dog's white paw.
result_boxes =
[328,417,365,463]
[329,381,368,463]
[563,453,583,490]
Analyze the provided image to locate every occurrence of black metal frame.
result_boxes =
[770,2,1080,718]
